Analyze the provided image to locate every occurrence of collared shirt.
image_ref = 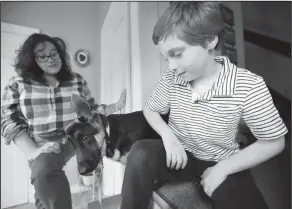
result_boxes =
[1,72,103,145]
[147,56,288,162]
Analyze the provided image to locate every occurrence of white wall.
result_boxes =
[1,2,110,104]
[138,2,169,108]
[1,1,110,187]
[242,2,291,100]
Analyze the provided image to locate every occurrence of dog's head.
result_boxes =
[65,94,108,175]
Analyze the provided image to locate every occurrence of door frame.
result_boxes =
[100,2,132,197]
[101,2,132,113]
[1,22,40,207]
[1,22,39,36]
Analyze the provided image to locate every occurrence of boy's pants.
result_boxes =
[120,139,269,209]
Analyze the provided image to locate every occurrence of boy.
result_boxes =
[120,2,287,209]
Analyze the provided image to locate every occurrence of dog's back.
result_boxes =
[107,111,169,140]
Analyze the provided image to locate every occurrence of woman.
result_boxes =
[1,33,127,209]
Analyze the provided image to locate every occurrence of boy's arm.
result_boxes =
[201,77,287,197]
[143,105,187,169]
[217,136,285,176]
[217,77,287,174]
[201,135,285,197]
[144,71,172,137]
[144,71,188,169]
[143,105,172,139]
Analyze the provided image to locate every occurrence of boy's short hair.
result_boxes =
[152,2,225,49]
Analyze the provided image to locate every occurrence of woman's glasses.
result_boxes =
[35,52,60,62]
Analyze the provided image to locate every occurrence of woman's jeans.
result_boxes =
[120,139,269,209]
[29,142,75,209]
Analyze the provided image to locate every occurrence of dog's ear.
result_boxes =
[98,114,108,130]
[71,94,91,117]
[65,119,85,136]
[89,111,108,130]
[65,121,78,136]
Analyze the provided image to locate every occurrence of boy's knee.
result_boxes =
[128,140,162,167]
[129,141,151,163]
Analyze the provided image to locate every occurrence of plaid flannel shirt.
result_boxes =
[1,72,104,145]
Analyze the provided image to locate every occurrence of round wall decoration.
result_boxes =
[74,49,90,67]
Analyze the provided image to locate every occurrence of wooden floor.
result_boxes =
[5,190,95,209]
[5,193,161,209]
[5,203,35,209]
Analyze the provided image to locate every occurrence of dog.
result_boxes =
[104,110,169,164]
[65,94,107,175]
[65,94,168,172]
[65,94,213,209]
[65,94,169,173]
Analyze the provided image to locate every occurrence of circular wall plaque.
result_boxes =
[74,49,90,67]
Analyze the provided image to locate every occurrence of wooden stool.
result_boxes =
[152,181,212,209]
[87,181,211,209]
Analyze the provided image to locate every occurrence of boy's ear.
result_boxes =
[206,35,218,50]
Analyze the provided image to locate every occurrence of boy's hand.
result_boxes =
[162,130,188,170]
[200,164,228,197]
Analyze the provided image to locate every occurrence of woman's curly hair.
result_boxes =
[14,33,73,83]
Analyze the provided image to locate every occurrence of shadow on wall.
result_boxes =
[242,3,291,209]
[242,1,291,100]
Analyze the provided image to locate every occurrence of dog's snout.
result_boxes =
[78,116,88,123]
[78,160,96,175]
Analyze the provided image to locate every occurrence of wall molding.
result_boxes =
[244,30,291,58]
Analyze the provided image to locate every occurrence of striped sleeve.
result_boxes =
[147,72,171,114]
[1,78,29,145]
[242,77,288,140]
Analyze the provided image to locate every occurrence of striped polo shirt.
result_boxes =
[147,56,288,162]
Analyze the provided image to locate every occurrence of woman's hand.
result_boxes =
[162,130,188,170]
[29,142,61,160]
[200,164,228,197]
[116,89,127,111]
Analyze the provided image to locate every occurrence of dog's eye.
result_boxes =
[68,139,75,148]
[80,135,89,141]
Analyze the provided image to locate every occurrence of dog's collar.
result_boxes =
[106,124,110,137]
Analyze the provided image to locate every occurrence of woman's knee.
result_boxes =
[30,153,62,183]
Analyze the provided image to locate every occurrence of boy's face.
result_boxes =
[158,35,211,82]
